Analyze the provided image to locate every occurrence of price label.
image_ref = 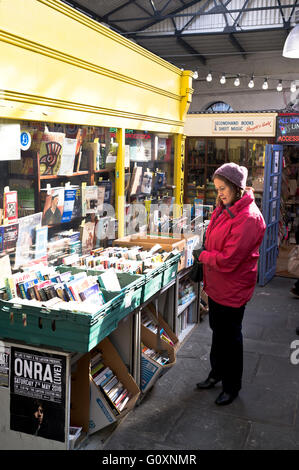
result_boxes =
[125,291,133,308]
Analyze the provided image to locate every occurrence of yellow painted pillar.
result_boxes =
[174,133,185,219]
[115,128,125,237]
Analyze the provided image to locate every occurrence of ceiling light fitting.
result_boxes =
[248,76,255,88]
[290,82,297,93]
[277,80,283,92]
[206,72,212,82]
[283,10,299,58]
[220,73,226,84]
[234,75,240,86]
[262,78,268,90]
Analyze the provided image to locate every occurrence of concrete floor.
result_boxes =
[81,276,299,451]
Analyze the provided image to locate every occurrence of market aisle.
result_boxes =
[82,276,299,450]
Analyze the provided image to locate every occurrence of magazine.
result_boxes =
[39,132,65,175]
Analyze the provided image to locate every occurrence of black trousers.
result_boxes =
[208,297,246,395]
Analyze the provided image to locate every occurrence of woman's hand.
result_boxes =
[193,247,205,261]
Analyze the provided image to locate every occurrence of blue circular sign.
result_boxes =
[20,131,31,150]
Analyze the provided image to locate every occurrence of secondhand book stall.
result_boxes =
[0,0,204,450]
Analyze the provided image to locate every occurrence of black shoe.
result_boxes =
[215,391,238,406]
[290,288,299,299]
[196,377,220,390]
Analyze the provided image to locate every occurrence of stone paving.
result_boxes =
[81,276,299,450]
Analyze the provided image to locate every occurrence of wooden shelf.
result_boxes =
[178,295,196,316]
[40,171,89,179]
[94,168,115,173]
[177,323,197,343]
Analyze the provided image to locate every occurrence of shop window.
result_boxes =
[248,139,267,167]
[207,138,226,164]
[228,139,246,165]
[205,102,233,113]
[124,130,175,235]
[187,139,205,189]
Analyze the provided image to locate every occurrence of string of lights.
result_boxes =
[191,70,297,93]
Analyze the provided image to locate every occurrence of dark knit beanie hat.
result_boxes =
[213,162,248,190]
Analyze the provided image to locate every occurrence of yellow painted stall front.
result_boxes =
[0,0,193,234]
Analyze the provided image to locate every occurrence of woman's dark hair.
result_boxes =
[213,174,243,206]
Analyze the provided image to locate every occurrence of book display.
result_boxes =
[184,136,272,212]
[0,121,201,448]
[0,0,195,450]
[119,130,176,236]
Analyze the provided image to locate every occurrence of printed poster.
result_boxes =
[10,347,66,442]
[0,345,10,388]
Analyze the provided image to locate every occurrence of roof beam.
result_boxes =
[228,33,247,60]
[127,0,205,37]
[176,36,207,64]
[61,0,127,33]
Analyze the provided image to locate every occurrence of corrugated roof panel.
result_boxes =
[142,0,294,34]
[68,0,126,17]
[137,37,186,55]
[236,30,286,52]
[186,35,237,54]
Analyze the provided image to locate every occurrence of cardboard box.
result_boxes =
[145,302,179,351]
[89,337,140,434]
[71,337,140,436]
[113,235,186,271]
[140,324,176,393]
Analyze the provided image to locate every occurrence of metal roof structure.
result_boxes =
[62,0,299,68]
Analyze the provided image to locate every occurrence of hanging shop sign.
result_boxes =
[276,114,299,143]
[10,347,66,442]
[211,116,275,135]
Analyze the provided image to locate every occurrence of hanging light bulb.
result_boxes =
[234,75,240,86]
[290,82,297,93]
[277,80,283,92]
[206,72,212,82]
[262,78,268,90]
[220,73,226,84]
[248,76,255,88]
[193,71,198,80]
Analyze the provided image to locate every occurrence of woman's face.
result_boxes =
[214,177,235,205]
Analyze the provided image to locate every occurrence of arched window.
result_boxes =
[205,102,233,112]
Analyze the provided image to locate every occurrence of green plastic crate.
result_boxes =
[0,289,124,353]
[161,253,181,288]
[141,265,164,303]
[96,271,144,319]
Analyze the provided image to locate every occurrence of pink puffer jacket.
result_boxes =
[199,190,266,308]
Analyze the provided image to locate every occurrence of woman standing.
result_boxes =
[196,163,266,406]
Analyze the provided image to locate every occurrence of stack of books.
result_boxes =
[141,343,169,366]
[60,245,179,275]
[5,267,106,314]
[141,310,174,347]
[90,350,131,414]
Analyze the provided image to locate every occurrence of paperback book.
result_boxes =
[42,187,64,226]
[61,187,78,223]
[14,212,43,268]
[58,138,77,175]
